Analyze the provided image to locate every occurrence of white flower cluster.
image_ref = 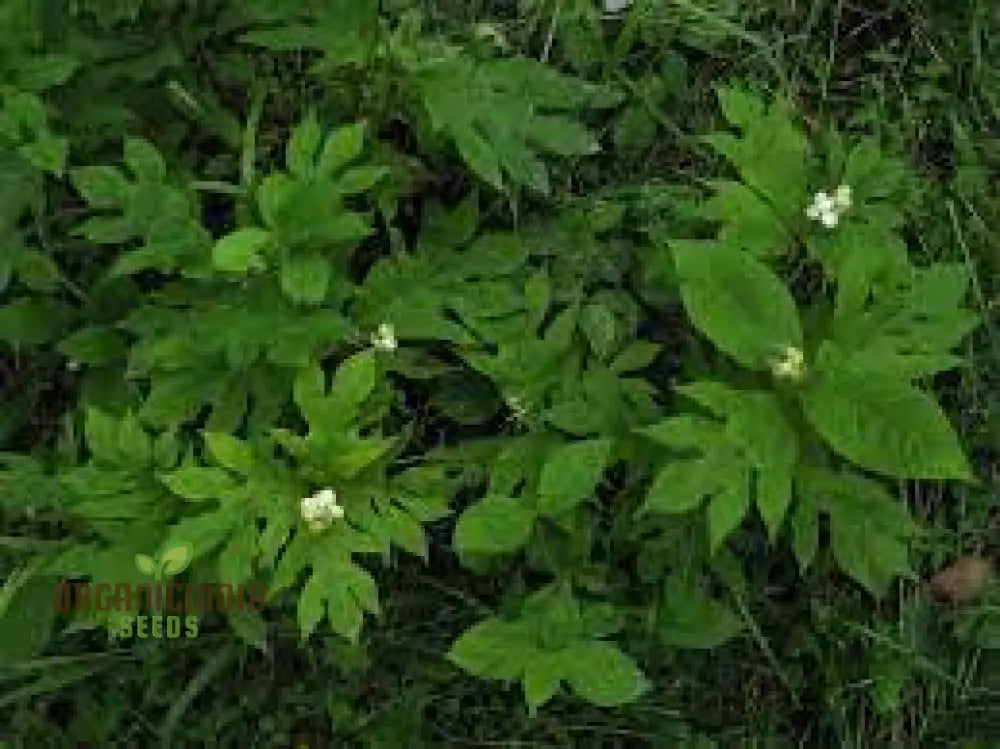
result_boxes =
[300,487,344,532]
[371,322,397,352]
[771,345,806,382]
[806,184,852,229]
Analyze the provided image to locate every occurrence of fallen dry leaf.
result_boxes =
[928,555,994,605]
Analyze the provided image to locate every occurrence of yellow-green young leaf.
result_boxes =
[280,252,330,305]
[561,641,649,707]
[671,239,802,370]
[801,363,972,480]
[317,122,366,176]
[448,617,531,681]
[522,651,564,711]
[160,467,240,501]
[538,438,613,515]
[454,496,535,555]
[212,227,271,273]
[203,432,254,475]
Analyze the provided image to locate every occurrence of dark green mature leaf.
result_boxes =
[561,641,649,707]
[0,569,56,663]
[449,617,531,681]
[660,575,743,649]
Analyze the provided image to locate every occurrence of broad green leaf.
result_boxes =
[117,411,151,467]
[724,391,797,540]
[638,415,727,452]
[801,359,971,480]
[287,112,322,179]
[84,408,121,465]
[318,122,366,176]
[561,641,649,707]
[280,252,330,305]
[802,469,917,596]
[790,496,818,572]
[448,617,531,681]
[124,138,166,182]
[610,341,661,373]
[203,433,254,475]
[671,239,802,369]
[706,466,750,553]
[580,303,618,361]
[642,458,715,515]
[525,115,598,156]
[71,166,129,208]
[335,166,388,195]
[159,467,240,501]
[538,438,613,515]
[452,124,503,189]
[382,505,427,560]
[454,496,535,555]
[522,651,565,711]
[212,228,271,273]
[328,349,378,424]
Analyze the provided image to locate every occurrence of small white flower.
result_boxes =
[771,345,806,381]
[300,487,344,532]
[603,0,633,11]
[371,322,397,352]
[806,185,853,230]
[67,360,80,372]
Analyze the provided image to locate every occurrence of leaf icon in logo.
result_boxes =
[135,553,157,576]
[158,542,193,577]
